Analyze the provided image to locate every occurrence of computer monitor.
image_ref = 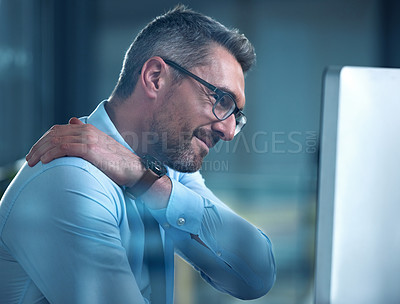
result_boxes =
[314,66,400,304]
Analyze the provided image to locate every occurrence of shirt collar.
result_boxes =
[85,100,134,153]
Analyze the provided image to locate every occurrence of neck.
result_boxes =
[105,97,148,154]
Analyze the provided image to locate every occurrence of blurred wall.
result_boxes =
[1,0,399,303]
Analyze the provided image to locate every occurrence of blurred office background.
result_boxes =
[1,0,399,303]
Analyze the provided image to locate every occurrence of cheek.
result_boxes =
[167,92,213,129]
[182,104,214,129]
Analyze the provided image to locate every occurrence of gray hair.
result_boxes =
[111,5,256,100]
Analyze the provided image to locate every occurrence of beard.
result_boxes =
[147,111,220,173]
[148,117,205,173]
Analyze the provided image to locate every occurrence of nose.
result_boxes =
[211,114,236,141]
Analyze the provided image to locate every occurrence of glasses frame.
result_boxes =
[162,58,246,135]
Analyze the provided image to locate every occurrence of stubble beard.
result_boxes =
[148,117,206,173]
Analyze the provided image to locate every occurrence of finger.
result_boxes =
[26,124,91,160]
[25,128,54,164]
[50,124,90,136]
[26,138,57,166]
[39,143,89,164]
[26,135,85,166]
[69,117,84,125]
[26,123,105,167]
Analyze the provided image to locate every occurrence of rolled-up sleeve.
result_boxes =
[150,171,276,300]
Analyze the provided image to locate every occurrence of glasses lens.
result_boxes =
[212,94,246,136]
[234,112,247,136]
[213,94,236,120]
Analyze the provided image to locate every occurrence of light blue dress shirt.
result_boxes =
[0,101,276,304]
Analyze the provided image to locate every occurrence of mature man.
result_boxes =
[0,6,275,304]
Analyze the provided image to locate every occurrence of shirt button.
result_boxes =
[177,217,186,226]
[216,251,222,257]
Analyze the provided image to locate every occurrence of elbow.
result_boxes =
[202,247,276,300]
[224,250,276,300]
[256,264,276,299]
[236,258,276,300]
[242,237,277,300]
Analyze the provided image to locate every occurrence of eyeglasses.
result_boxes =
[162,58,247,136]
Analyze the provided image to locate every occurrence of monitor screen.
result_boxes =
[315,66,400,304]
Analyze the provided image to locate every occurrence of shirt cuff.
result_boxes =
[149,178,204,234]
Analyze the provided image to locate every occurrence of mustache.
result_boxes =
[193,128,220,148]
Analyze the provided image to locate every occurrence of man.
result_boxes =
[0,5,275,304]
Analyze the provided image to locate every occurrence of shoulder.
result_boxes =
[2,157,125,226]
[41,157,120,191]
[1,157,128,266]
[31,157,122,200]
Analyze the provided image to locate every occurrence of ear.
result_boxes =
[139,57,168,100]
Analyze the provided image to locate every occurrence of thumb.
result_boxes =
[68,117,84,125]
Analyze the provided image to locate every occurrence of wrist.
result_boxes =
[140,175,172,209]
[126,155,167,199]
[124,157,147,188]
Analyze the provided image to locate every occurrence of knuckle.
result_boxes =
[60,143,69,152]
[50,136,61,145]
[41,151,53,163]
[86,143,97,153]
[41,153,50,162]
[84,124,93,132]
[49,124,60,133]
[86,134,98,144]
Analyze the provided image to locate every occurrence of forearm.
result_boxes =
[139,175,172,209]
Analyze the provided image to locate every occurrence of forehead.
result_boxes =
[192,46,246,109]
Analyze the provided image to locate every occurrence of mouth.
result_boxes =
[195,136,210,153]
[193,128,219,154]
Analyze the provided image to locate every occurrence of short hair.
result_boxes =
[111,5,256,100]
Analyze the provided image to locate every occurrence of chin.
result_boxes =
[166,153,204,173]
[156,140,207,173]
[167,160,202,173]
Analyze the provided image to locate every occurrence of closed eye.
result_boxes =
[210,94,219,103]
[204,92,218,105]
